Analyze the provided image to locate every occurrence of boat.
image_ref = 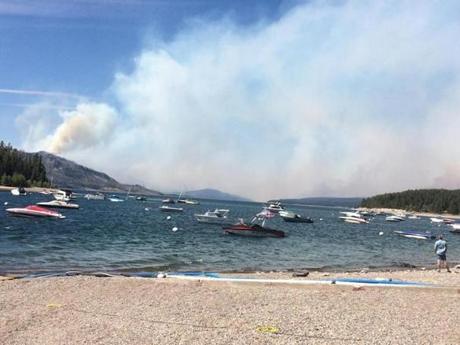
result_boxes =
[279,210,313,223]
[442,218,455,224]
[162,198,176,204]
[430,217,444,223]
[386,215,405,222]
[6,205,65,219]
[408,214,419,219]
[194,209,230,224]
[223,208,285,238]
[265,200,284,213]
[135,196,147,201]
[53,189,73,202]
[36,200,79,209]
[176,191,200,205]
[10,187,27,196]
[159,205,184,212]
[339,212,369,224]
[394,230,435,240]
[449,224,460,233]
[84,193,105,200]
[108,195,124,202]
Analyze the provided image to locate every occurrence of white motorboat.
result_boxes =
[84,193,105,200]
[177,198,200,205]
[159,205,184,212]
[279,210,313,223]
[430,217,444,223]
[108,195,125,202]
[408,215,419,219]
[449,224,460,233]
[6,205,65,219]
[339,211,369,224]
[386,215,405,222]
[394,230,435,240]
[36,200,79,209]
[11,187,27,196]
[266,200,284,213]
[194,209,230,224]
[53,189,73,202]
[162,198,176,204]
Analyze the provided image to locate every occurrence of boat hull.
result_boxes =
[160,206,184,212]
[282,216,313,223]
[36,201,79,209]
[6,206,65,219]
[223,224,285,238]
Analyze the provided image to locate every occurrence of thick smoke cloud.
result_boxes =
[19,1,460,200]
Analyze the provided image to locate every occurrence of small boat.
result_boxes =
[84,193,105,200]
[6,205,65,219]
[36,200,79,209]
[162,198,176,204]
[159,205,184,212]
[135,196,147,201]
[386,215,405,222]
[53,189,73,202]
[177,199,200,205]
[394,230,435,240]
[339,212,368,224]
[108,195,125,202]
[442,218,455,224]
[194,209,230,224]
[430,217,444,223]
[10,187,27,196]
[279,210,313,223]
[223,208,285,238]
[449,224,460,233]
[408,215,419,219]
[265,200,284,213]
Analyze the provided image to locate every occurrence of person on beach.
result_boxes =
[434,235,451,272]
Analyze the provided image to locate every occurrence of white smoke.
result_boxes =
[18,0,460,200]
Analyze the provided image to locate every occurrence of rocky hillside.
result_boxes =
[186,188,251,202]
[38,151,161,195]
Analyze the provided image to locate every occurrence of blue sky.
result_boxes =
[1,0,460,200]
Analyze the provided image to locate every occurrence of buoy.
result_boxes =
[166,216,172,220]
[4,202,8,206]
[379,231,384,236]
[144,207,150,211]
[172,226,178,232]
[319,218,323,221]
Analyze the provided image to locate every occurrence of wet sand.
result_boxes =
[1,269,459,345]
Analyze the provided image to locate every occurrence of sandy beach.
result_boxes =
[1,270,459,345]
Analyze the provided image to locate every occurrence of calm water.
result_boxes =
[1,193,459,274]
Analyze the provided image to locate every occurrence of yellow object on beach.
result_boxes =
[256,325,279,334]
[47,303,62,308]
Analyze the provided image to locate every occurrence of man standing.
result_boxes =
[434,235,451,272]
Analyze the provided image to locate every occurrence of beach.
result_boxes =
[1,269,459,345]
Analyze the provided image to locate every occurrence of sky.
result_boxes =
[1,0,460,201]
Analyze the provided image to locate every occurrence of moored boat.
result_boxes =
[195,209,230,224]
[386,215,405,222]
[108,195,125,202]
[159,205,184,212]
[53,189,73,202]
[430,217,444,223]
[84,193,105,200]
[162,198,176,204]
[394,230,435,240]
[449,223,460,233]
[10,187,27,196]
[224,223,285,238]
[6,205,65,219]
[339,212,368,224]
[279,210,313,223]
[36,200,79,209]
[265,200,284,213]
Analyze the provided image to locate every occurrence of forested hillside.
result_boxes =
[361,189,460,214]
[0,141,49,187]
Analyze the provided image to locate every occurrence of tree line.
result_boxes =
[361,189,460,215]
[0,141,49,187]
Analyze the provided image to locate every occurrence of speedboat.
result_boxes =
[53,189,73,202]
[36,200,79,209]
[135,196,147,201]
[339,212,369,224]
[430,217,444,223]
[162,198,176,204]
[442,218,455,224]
[223,208,285,238]
[177,199,200,205]
[449,224,460,233]
[279,210,313,223]
[6,205,65,219]
[108,195,124,202]
[265,200,284,213]
[386,215,405,222]
[194,209,230,224]
[394,230,435,240]
[159,205,184,212]
[84,193,105,200]
[11,187,27,196]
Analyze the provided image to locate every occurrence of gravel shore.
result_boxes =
[1,270,459,345]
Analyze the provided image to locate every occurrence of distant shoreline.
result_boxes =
[358,206,460,220]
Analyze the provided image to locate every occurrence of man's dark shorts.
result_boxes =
[437,253,447,261]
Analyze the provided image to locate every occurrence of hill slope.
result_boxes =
[186,188,251,202]
[38,151,161,195]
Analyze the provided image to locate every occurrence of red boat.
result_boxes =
[223,223,285,238]
[6,205,66,219]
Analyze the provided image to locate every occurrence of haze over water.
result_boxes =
[1,193,459,274]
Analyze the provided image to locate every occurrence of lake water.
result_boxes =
[1,193,459,274]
